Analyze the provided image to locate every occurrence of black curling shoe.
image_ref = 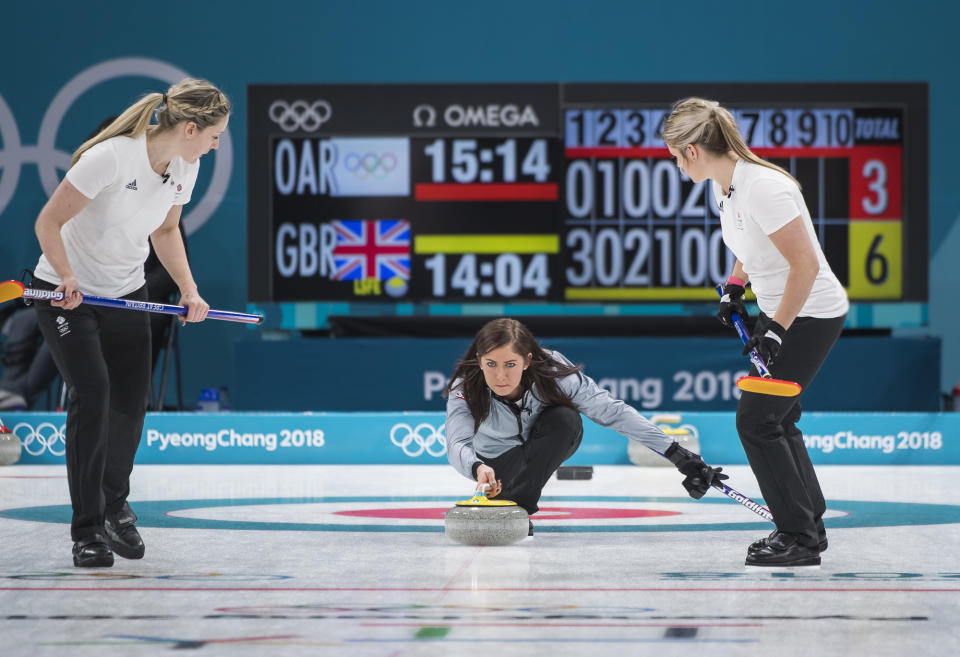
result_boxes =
[528,520,534,537]
[104,502,145,559]
[745,532,821,567]
[748,530,828,555]
[73,535,114,568]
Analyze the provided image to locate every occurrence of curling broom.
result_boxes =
[0,279,263,325]
[716,284,801,397]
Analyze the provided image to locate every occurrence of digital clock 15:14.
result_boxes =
[422,138,551,183]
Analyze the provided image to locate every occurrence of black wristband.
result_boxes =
[767,319,787,340]
[663,442,684,466]
[471,461,483,480]
[722,283,745,299]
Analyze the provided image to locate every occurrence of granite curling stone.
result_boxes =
[628,414,701,466]
[0,424,21,466]
[444,493,529,546]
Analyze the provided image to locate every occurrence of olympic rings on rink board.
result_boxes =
[389,422,447,458]
[12,422,66,457]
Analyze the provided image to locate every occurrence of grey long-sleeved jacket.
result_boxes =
[444,350,674,479]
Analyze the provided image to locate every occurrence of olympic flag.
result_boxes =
[329,137,409,197]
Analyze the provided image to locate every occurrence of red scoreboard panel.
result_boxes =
[247,83,927,306]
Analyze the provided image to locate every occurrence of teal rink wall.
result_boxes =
[4,411,959,467]
[0,1,958,407]
[233,335,940,412]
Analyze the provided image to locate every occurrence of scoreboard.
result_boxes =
[247,83,927,308]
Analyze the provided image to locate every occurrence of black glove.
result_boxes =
[716,282,747,328]
[742,319,787,369]
[664,442,729,499]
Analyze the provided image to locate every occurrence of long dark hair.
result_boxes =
[443,318,583,432]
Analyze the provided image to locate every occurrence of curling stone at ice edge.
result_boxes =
[628,416,700,466]
[0,424,21,465]
[444,491,529,546]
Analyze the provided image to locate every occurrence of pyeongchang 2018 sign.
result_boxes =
[3,412,960,466]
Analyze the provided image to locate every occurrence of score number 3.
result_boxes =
[862,159,888,215]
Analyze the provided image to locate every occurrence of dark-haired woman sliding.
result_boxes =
[443,317,727,535]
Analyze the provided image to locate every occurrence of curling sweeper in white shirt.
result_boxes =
[664,97,849,568]
[32,79,230,568]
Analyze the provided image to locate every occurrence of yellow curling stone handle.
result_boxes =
[456,493,518,507]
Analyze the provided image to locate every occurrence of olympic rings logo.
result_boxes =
[12,422,66,457]
[0,57,232,236]
[268,100,332,133]
[389,423,447,458]
[343,152,397,180]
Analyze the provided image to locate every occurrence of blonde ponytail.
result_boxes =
[70,78,230,169]
[664,98,800,188]
[71,94,162,167]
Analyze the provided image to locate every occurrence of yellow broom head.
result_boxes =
[737,375,802,397]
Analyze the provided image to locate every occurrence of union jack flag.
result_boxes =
[330,219,410,281]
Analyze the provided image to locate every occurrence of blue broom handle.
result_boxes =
[715,284,770,378]
[22,287,263,325]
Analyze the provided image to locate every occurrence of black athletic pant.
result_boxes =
[33,280,151,542]
[480,405,584,515]
[737,312,846,548]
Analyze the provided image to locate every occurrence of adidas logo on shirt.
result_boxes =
[125,179,138,191]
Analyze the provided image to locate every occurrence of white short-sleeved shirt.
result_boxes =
[713,159,849,319]
[34,133,199,297]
